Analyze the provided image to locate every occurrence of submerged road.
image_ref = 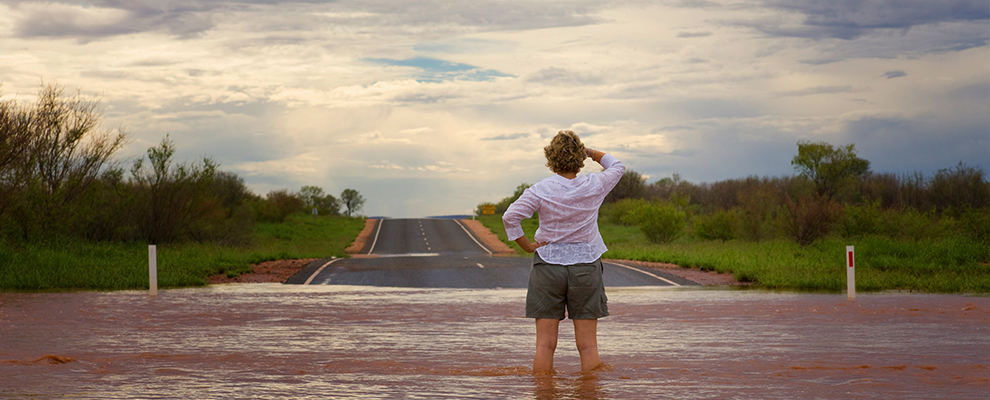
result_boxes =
[286,218,695,288]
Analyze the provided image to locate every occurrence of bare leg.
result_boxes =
[534,318,559,372]
[573,319,602,371]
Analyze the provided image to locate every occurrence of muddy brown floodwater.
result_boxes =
[1,285,987,399]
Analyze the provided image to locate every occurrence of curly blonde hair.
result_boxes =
[544,130,587,174]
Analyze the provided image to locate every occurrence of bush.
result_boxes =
[960,207,990,243]
[737,183,779,241]
[256,189,304,223]
[779,194,841,246]
[840,200,891,238]
[694,210,738,242]
[623,201,686,244]
[600,198,651,225]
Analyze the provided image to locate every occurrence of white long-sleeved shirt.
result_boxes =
[502,154,625,265]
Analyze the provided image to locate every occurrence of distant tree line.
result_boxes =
[1,82,365,245]
[482,141,989,246]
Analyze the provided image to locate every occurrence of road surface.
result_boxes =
[286,218,696,288]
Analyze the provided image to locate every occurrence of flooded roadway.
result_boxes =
[2,285,987,399]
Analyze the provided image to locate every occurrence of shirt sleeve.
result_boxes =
[502,187,540,241]
[598,153,626,193]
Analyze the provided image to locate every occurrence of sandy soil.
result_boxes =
[206,258,318,284]
[459,219,517,256]
[345,218,377,254]
[208,218,745,286]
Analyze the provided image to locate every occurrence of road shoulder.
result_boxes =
[459,219,517,255]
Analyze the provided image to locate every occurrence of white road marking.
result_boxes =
[304,258,342,285]
[367,219,383,254]
[375,253,440,258]
[477,263,485,268]
[607,261,681,286]
[452,219,493,255]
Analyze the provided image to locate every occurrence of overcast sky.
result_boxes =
[1,0,987,217]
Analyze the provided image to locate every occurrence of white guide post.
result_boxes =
[846,245,855,301]
[149,244,158,296]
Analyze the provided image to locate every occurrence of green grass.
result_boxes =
[479,214,990,293]
[0,214,366,291]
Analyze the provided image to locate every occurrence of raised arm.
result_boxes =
[586,148,605,164]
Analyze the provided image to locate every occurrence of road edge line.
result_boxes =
[304,258,342,285]
[453,219,492,255]
[367,219,383,254]
[607,261,681,287]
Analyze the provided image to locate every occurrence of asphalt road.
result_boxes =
[286,218,696,288]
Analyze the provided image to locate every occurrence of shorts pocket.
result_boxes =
[569,265,601,288]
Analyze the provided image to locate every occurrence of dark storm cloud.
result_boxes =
[5,0,610,42]
[713,0,989,62]
[756,0,989,40]
[6,0,245,40]
[846,115,989,176]
[882,70,906,79]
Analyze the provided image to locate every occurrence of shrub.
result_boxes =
[737,184,780,241]
[930,163,989,212]
[623,201,686,244]
[779,194,842,246]
[959,207,990,243]
[840,200,889,238]
[694,210,738,242]
[600,198,651,225]
[256,189,304,223]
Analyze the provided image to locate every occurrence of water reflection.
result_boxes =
[1,285,987,399]
[533,369,608,400]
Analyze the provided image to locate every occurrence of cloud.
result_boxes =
[10,1,220,41]
[777,85,855,97]
[716,0,989,63]
[482,132,531,141]
[3,1,986,218]
[524,67,605,85]
[676,31,712,38]
[5,0,614,47]
[882,70,907,79]
[750,0,989,40]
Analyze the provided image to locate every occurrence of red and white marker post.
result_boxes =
[846,245,855,301]
[149,244,158,296]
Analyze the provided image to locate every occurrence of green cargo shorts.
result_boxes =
[525,252,609,320]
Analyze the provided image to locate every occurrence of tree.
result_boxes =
[791,141,870,200]
[300,185,341,215]
[9,82,127,240]
[130,136,217,243]
[340,188,365,216]
[605,169,647,203]
[0,89,33,217]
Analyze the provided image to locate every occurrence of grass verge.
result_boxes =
[0,214,366,291]
[479,214,990,293]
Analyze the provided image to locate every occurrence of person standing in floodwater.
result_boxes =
[502,130,625,373]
